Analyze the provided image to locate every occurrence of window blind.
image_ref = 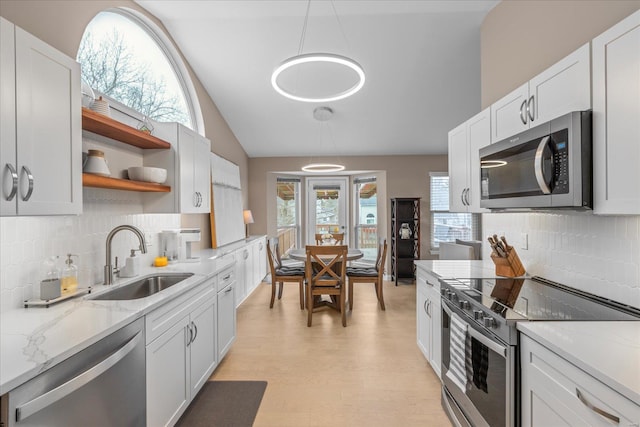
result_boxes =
[429,173,480,251]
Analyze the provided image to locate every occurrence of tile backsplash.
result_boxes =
[0,188,180,313]
[483,212,640,310]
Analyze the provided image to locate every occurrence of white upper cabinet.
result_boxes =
[491,43,591,143]
[1,17,81,216]
[178,126,211,214]
[448,108,491,213]
[448,122,468,213]
[143,122,211,214]
[592,10,640,215]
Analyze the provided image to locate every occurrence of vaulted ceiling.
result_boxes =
[136,1,498,158]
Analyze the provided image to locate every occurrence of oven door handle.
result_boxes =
[466,325,507,359]
[534,136,553,194]
[442,300,507,359]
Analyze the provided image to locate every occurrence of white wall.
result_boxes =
[0,192,180,312]
[483,213,640,309]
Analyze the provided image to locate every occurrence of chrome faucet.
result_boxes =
[104,225,147,285]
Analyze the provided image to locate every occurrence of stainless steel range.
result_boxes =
[439,276,640,427]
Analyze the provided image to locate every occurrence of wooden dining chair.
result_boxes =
[314,232,345,245]
[305,245,348,327]
[267,238,305,309]
[346,238,387,310]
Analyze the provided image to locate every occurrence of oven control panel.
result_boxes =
[440,279,517,345]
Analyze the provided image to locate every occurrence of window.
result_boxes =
[354,177,377,263]
[430,173,479,252]
[276,177,301,255]
[77,10,199,130]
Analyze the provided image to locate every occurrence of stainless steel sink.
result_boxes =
[92,273,194,300]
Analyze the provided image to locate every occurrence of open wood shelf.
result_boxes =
[81,107,171,149]
[83,173,171,192]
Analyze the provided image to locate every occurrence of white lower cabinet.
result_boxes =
[234,246,249,306]
[217,269,236,361]
[233,237,268,307]
[520,334,640,427]
[189,296,217,396]
[146,314,191,427]
[145,278,218,427]
[416,267,442,380]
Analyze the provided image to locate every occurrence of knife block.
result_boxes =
[490,248,525,277]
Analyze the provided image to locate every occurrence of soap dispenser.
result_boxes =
[61,254,79,295]
[41,256,61,300]
[120,249,140,278]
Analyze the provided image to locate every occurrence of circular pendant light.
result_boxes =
[301,107,345,173]
[301,163,345,173]
[271,53,365,103]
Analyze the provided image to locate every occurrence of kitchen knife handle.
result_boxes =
[534,136,552,194]
[5,163,18,201]
[519,99,528,125]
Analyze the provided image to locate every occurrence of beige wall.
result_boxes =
[248,155,447,260]
[481,0,640,107]
[0,0,250,248]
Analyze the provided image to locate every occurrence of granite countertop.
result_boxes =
[517,321,640,405]
[0,240,261,395]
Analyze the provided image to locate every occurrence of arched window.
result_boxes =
[77,9,202,132]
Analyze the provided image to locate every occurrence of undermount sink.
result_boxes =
[92,273,194,300]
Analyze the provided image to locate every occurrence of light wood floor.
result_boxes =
[210,279,451,427]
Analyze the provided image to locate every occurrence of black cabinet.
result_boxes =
[390,198,420,285]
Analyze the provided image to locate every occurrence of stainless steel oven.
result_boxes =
[439,276,640,427]
[441,295,516,427]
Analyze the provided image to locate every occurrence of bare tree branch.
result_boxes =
[78,28,190,126]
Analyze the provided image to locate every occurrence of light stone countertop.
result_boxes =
[517,321,640,405]
[413,259,640,406]
[414,259,499,279]
[0,238,264,396]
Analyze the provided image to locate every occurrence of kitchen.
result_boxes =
[1,1,639,426]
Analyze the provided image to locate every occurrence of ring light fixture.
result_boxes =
[271,53,365,103]
[301,163,346,173]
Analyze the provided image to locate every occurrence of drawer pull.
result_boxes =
[576,388,620,424]
[222,274,231,281]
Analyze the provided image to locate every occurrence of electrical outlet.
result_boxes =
[520,232,528,250]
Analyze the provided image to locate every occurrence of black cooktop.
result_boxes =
[445,276,640,322]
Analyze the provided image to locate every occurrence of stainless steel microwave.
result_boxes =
[480,110,592,210]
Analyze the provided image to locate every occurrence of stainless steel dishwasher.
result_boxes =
[4,317,145,427]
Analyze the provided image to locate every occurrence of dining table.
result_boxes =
[288,248,363,262]
[287,247,363,312]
